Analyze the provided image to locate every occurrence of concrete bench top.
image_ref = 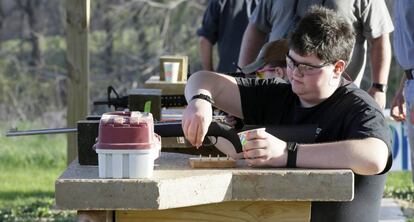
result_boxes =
[55,153,354,210]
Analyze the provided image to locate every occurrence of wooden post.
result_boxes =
[66,0,90,164]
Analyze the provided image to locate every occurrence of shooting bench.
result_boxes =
[55,153,354,222]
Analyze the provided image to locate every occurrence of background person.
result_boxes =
[241,38,289,80]
[197,0,258,73]
[390,0,414,182]
[237,0,393,109]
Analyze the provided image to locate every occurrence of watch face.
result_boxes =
[373,83,387,92]
[287,142,298,151]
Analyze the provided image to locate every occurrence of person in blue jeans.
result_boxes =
[390,0,414,182]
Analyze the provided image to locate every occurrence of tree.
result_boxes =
[16,0,43,68]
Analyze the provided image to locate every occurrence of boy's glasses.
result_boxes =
[286,54,331,75]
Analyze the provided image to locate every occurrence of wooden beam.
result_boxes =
[116,201,311,222]
[66,0,90,164]
[189,156,236,168]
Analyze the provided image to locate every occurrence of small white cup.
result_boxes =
[237,128,266,146]
[164,62,180,83]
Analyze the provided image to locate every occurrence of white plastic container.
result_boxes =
[96,146,160,179]
[94,111,161,179]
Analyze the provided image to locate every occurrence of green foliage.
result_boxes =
[0,37,67,123]
[385,186,414,201]
[43,36,66,68]
[0,123,66,168]
[385,171,414,201]
[0,1,206,123]
[0,199,76,222]
[86,1,205,105]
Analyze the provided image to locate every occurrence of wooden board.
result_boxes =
[189,156,236,168]
[116,201,311,222]
[144,76,186,95]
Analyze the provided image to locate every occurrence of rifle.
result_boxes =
[7,119,317,152]
[93,86,187,109]
[6,119,243,152]
[6,118,317,165]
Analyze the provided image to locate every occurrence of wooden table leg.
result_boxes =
[78,210,114,222]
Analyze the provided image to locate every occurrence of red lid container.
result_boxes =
[94,111,160,150]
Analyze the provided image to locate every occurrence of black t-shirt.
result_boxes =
[236,77,392,222]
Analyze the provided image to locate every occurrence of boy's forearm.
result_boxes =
[184,71,216,102]
[296,138,389,175]
[185,71,242,117]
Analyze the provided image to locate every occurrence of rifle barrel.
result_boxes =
[5,128,78,137]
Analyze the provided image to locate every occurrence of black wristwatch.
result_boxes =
[191,93,214,104]
[286,142,299,168]
[371,83,387,92]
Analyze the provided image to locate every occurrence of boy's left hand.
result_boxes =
[241,128,288,167]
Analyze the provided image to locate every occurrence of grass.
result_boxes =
[0,167,61,207]
[0,123,76,221]
[385,171,414,201]
[384,171,414,221]
[0,122,413,221]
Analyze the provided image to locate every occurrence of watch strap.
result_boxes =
[286,142,299,168]
[191,93,214,104]
[371,83,387,92]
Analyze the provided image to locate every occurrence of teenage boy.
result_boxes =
[182,6,392,222]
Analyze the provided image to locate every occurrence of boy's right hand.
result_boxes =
[182,98,213,148]
[390,88,406,122]
[225,115,244,129]
[225,115,238,127]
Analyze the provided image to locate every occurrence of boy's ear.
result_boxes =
[275,67,287,79]
[275,67,283,74]
[333,60,346,77]
[329,60,346,87]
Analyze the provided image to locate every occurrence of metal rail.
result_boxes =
[5,128,78,137]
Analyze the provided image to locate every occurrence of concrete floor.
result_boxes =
[380,198,407,222]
